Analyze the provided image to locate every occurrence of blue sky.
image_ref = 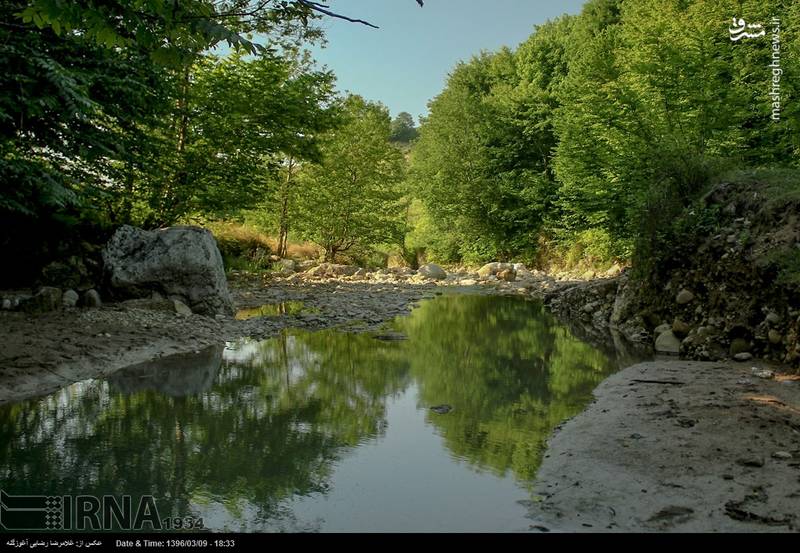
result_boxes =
[310,0,587,121]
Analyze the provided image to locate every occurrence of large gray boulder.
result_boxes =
[417,263,447,280]
[477,262,513,278]
[103,225,234,316]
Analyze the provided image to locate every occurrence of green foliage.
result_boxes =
[294,95,406,262]
[408,0,798,269]
[18,0,325,65]
[410,19,574,264]
[553,0,798,247]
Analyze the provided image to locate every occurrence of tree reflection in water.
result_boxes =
[0,295,624,530]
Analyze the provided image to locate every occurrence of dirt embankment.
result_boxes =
[526,359,800,533]
[545,177,800,370]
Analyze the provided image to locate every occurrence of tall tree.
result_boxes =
[295,96,405,262]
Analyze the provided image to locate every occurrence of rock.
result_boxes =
[373,332,408,341]
[768,329,783,345]
[430,404,452,414]
[83,289,102,308]
[751,367,774,379]
[733,352,753,361]
[305,263,359,277]
[102,225,234,316]
[417,263,447,280]
[672,318,691,338]
[581,270,596,280]
[736,457,765,468]
[172,299,193,316]
[278,258,296,273]
[676,289,695,305]
[477,262,513,278]
[654,323,672,335]
[1,298,10,310]
[20,287,62,314]
[772,451,793,460]
[62,289,79,308]
[655,331,682,354]
[729,338,751,356]
[512,263,527,273]
[497,269,516,282]
[765,312,781,325]
[459,279,478,286]
[610,274,637,327]
[40,257,91,290]
[297,260,317,271]
[605,263,623,277]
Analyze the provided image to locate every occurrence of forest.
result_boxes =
[1,0,798,283]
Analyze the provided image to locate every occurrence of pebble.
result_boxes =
[751,367,774,379]
[736,457,765,468]
[772,451,793,460]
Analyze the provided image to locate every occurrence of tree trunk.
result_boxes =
[325,246,337,263]
[277,157,295,259]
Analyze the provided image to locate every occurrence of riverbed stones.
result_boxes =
[655,331,681,354]
[772,451,793,460]
[477,262,513,278]
[498,269,516,282]
[417,263,447,280]
[672,318,691,338]
[729,338,751,356]
[655,323,672,335]
[21,287,62,314]
[768,329,783,345]
[733,352,753,361]
[305,263,359,277]
[172,299,193,316]
[676,289,695,305]
[103,225,234,316]
[62,289,79,308]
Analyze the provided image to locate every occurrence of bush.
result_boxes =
[206,222,273,272]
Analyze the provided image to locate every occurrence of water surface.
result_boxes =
[0,295,632,532]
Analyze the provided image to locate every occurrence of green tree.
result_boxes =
[295,95,406,262]
[552,0,798,257]
[390,112,419,143]
[410,46,562,264]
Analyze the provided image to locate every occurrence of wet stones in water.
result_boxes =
[373,332,408,342]
[235,301,311,320]
[430,404,453,414]
[736,457,765,468]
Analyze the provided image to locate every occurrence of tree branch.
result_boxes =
[296,0,423,29]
